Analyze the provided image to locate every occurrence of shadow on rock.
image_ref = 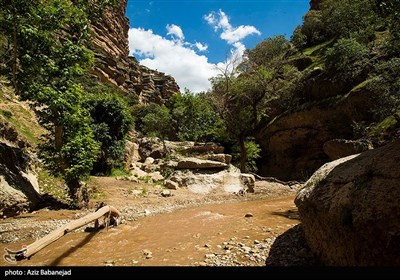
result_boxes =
[266,224,320,266]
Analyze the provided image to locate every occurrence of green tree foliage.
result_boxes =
[378,0,400,55]
[141,104,173,152]
[368,58,400,119]
[170,90,224,142]
[325,38,370,80]
[291,25,307,51]
[300,10,327,46]
[0,0,115,207]
[86,94,133,174]
[232,139,261,173]
[321,0,377,42]
[210,36,298,172]
[244,35,291,68]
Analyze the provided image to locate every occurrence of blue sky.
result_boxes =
[127,0,309,92]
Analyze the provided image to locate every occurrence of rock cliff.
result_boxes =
[90,0,130,92]
[90,0,180,104]
[256,78,375,180]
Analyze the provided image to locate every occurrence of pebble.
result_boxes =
[161,190,172,197]
[244,213,253,218]
[143,249,153,259]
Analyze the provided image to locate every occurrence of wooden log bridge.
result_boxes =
[4,205,120,261]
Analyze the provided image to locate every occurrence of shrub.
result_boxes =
[325,38,370,80]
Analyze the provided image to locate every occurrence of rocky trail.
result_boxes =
[0,177,314,266]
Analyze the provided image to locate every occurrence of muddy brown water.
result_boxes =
[1,195,298,266]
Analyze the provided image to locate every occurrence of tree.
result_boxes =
[291,25,307,51]
[141,104,173,153]
[0,0,38,91]
[210,36,299,172]
[378,0,400,55]
[300,10,326,46]
[231,138,261,173]
[244,35,292,68]
[170,90,224,142]
[0,0,115,207]
[321,0,377,42]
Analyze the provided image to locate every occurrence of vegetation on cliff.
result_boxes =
[0,0,131,207]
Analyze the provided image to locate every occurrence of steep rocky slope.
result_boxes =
[90,0,180,104]
[0,118,42,218]
[254,0,399,180]
[256,79,375,180]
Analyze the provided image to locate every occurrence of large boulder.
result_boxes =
[206,154,232,164]
[323,138,373,160]
[295,140,400,266]
[0,141,42,218]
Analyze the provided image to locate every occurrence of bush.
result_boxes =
[301,10,327,46]
[244,35,291,67]
[321,0,377,41]
[170,91,225,142]
[86,95,133,174]
[368,58,400,119]
[291,26,307,51]
[325,38,370,80]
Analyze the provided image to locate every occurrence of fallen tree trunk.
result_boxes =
[250,173,303,187]
[5,205,120,261]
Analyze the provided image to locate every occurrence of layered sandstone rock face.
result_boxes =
[295,140,400,266]
[90,0,130,91]
[90,0,180,104]
[128,57,180,105]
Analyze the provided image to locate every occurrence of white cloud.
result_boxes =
[129,28,219,92]
[166,24,184,41]
[203,9,261,74]
[221,25,261,44]
[204,13,217,29]
[128,12,260,93]
[194,42,208,52]
[204,10,261,44]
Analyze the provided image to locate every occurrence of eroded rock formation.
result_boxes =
[90,0,180,104]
